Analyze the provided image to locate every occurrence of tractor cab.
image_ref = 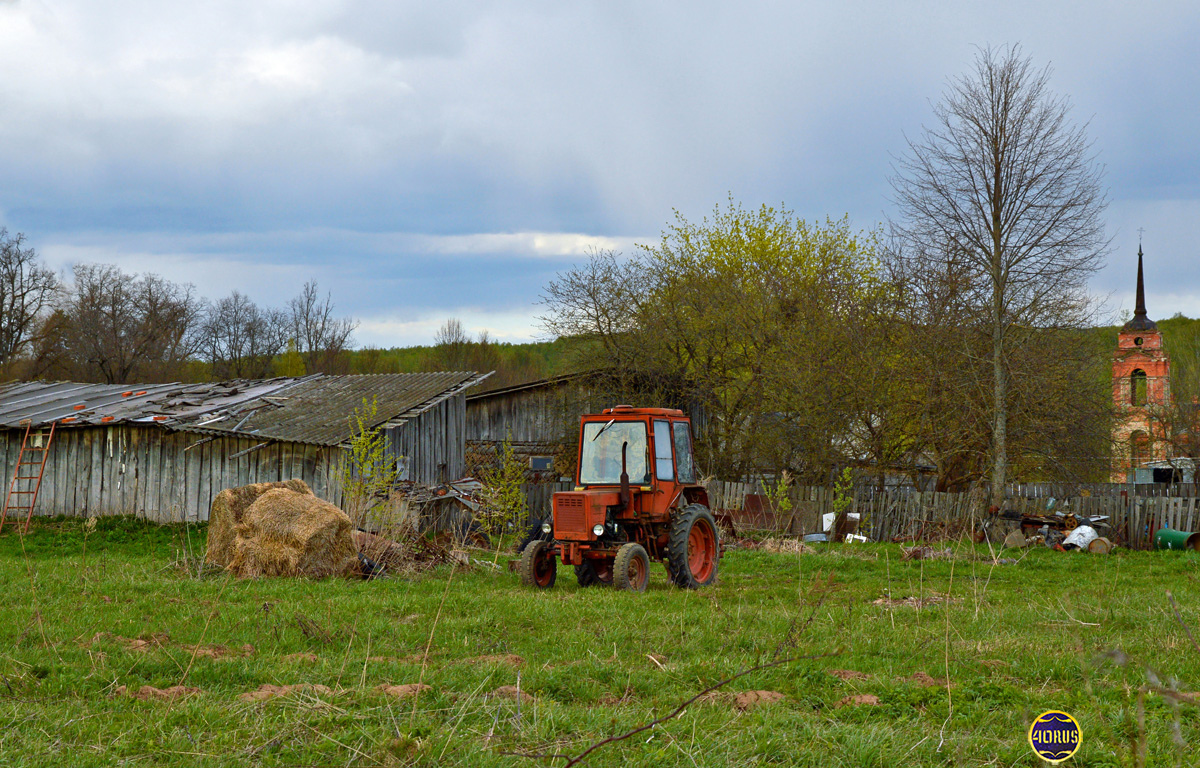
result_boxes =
[519,406,720,593]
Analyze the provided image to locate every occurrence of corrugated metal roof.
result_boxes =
[465,371,591,401]
[0,372,491,446]
[175,372,489,446]
[0,379,276,428]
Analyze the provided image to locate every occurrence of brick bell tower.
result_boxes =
[1111,245,1171,481]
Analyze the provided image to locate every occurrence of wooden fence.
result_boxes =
[700,480,1200,549]
[1002,481,1199,498]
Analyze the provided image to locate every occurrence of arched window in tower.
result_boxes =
[1130,430,1149,467]
[1131,369,1147,406]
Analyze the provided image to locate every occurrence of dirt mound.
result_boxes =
[115,684,199,701]
[906,672,951,688]
[183,643,255,660]
[206,480,313,567]
[238,683,339,702]
[226,488,358,579]
[376,683,431,698]
[464,654,524,667]
[828,669,869,681]
[836,694,880,707]
[734,690,786,710]
[89,632,169,651]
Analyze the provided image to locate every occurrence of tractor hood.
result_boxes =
[552,489,622,540]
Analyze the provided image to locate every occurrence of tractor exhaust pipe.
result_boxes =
[620,441,630,509]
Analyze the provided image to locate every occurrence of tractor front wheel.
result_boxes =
[666,504,720,589]
[575,558,613,587]
[519,539,557,589]
[613,543,650,592]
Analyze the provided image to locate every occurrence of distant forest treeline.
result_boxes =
[0,227,570,393]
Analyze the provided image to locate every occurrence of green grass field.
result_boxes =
[1,517,1197,767]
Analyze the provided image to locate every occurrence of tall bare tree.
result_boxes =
[890,45,1108,504]
[62,264,204,383]
[202,291,289,379]
[0,229,58,367]
[288,280,357,374]
[432,318,471,370]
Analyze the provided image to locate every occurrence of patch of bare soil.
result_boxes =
[905,672,951,688]
[237,683,339,702]
[835,694,881,707]
[489,685,535,703]
[115,684,199,701]
[376,683,431,698]
[828,669,870,681]
[734,690,786,710]
[283,652,320,663]
[89,632,170,651]
[872,593,959,609]
[465,654,524,667]
[182,643,255,660]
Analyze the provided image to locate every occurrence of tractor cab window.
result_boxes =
[579,421,650,485]
[672,421,695,483]
[653,420,674,480]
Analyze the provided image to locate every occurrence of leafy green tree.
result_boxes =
[543,198,891,481]
[479,435,529,543]
[275,338,307,377]
[341,397,398,527]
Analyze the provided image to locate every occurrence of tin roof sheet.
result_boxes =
[0,372,490,446]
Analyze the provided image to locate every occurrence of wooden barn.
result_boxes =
[0,372,488,524]
[465,373,598,477]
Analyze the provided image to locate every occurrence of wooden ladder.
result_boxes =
[1,421,56,535]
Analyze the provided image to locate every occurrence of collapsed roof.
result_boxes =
[0,372,490,447]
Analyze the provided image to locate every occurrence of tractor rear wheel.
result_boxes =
[666,504,720,589]
[519,539,557,589]
[613,543,650,592]
[575,558,613,587]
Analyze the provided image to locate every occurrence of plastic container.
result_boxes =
[1153,529,1200,551]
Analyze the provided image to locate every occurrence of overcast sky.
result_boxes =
[1,1,1197,347]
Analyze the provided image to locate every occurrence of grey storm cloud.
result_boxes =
[0,1,1197,344]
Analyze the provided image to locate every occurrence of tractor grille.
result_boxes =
[554,494,588,537]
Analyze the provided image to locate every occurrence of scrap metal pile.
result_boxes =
[982,499,1115,553]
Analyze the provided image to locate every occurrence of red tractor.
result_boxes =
[518,406,721,592]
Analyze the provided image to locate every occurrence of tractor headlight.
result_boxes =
[592,524,605,537]
[541,522,552,534]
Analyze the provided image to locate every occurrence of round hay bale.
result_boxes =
[205,480,313,567]
[227,488,357,579]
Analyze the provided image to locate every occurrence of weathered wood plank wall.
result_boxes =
[388,394,467,485]
[0,426,343,523]
[466,384,596,445]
